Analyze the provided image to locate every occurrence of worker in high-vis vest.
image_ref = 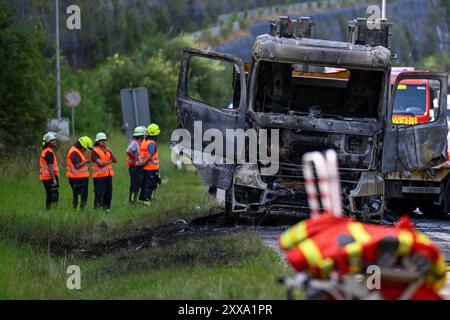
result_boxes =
[126,126,146,204]
[91,132,117,212]
[39,132,60,210]
[139,123,161,205]
[66,136,92,209]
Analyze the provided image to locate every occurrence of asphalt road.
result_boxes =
[413,216,450,299]
[412,217,450,259]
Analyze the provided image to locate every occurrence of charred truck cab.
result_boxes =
[174,16,448,222]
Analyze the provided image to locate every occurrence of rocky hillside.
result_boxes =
[11,0,450,68]
[214,0,450,66]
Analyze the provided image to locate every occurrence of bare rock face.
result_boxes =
[11,0,450,68]
[214,0,450,64]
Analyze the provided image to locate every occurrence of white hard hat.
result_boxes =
[43,132,57,143]
[95,132,108,142]
[133,126,146,137]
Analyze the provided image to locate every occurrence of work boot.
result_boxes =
[129,193,137,205]
[140,200,151,206]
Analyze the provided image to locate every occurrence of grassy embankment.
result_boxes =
[0,132,289,299]
[0,132,215,245]
[0,233,289,299]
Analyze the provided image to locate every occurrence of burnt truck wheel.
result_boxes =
[387,198,417,216]
[419,178,450,218]
[224,189,236,222]
[418,201,446,218]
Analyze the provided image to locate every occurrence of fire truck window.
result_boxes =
[392,79,442,125]
[186,56,239,109]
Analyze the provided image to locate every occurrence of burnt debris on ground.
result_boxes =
[44,212,300,258]
[37,210,450,260]
[49,217,231,258]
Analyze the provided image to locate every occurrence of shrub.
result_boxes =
[0,1,52,151]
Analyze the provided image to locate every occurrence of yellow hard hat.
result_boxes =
[146,123,160,136]
[78,136,93,150]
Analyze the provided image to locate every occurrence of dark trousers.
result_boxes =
[140,169,158,201]
[42,178,59,210]
[94,176,113,210]
[69,177,89,209]
[129,166,143,203]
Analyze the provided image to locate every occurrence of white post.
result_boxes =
[71,107,75,144]
[132,89,139,126]
[55,0,61,121]
[382,0,387,19]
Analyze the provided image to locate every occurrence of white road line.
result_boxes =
[423,232,450,242]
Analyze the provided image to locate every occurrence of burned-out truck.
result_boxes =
[174,17,449,222]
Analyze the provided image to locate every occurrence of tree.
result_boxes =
[0,1,52,151]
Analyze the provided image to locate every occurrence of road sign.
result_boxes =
[64,90,81,108]
[47,118,70,141]
[64,90,81,143]
[120,87,151,139]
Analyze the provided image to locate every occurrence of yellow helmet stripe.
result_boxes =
[416,232,431,245]
[347,222,371,244]
[345,241,363,273]
[397,230,414,256]
[299,238,323,268]
[279,221,307,249]
[345,223,371,273]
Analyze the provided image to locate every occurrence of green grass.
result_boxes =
[0,132,291,299]
[0,132,217,246]
[0,238,68,299]
[0,233,289,299]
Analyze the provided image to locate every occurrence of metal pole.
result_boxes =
[382,0,387,19]
[56,0,61,121]
[132,89,139,126]
[71,108,75,144]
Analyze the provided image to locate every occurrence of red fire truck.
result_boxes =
[391,67,432,125]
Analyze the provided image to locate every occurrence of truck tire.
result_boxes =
[224,189,235,222]
[418,201,445,218]
[419,178,450,218]
[387,198,417,216]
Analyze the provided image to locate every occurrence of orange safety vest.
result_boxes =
[126,139,141,167]
[91,146,115,178]
[66,146,90,178]
[39,147,59,181]
[140,139,159,171]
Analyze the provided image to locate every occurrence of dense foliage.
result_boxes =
[0,1,52,151]
[59,34,201,138]
[0,1,232,150]
[418,52,450,73]
[2,0,449,152]
[23,0,302,68]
